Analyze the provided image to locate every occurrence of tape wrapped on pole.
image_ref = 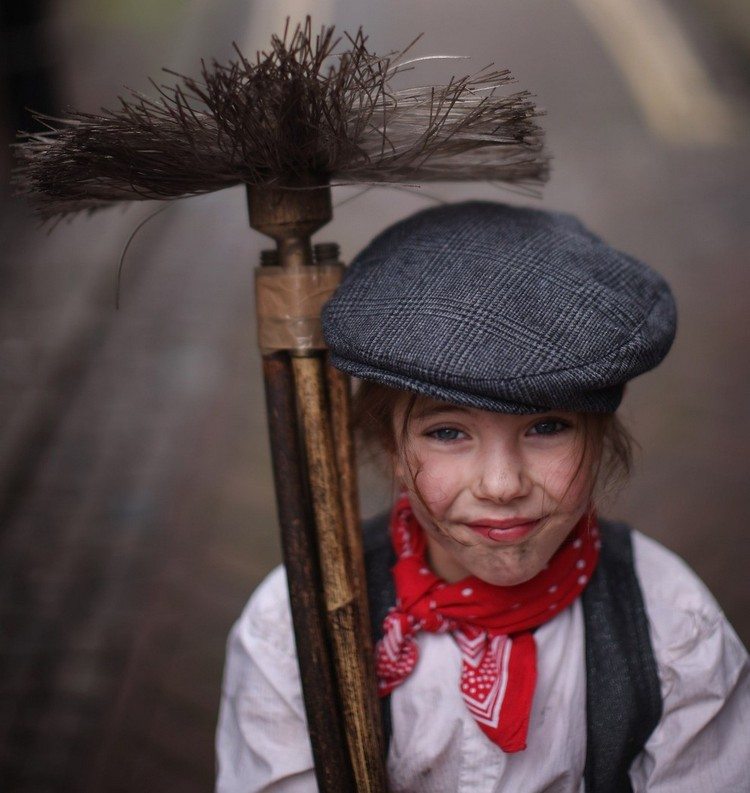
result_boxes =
[255,265,344,353]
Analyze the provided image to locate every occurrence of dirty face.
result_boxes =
[392,397,598,586]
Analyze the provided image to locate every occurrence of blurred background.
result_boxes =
[1,0,749,790]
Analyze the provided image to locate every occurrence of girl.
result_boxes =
[216,202,750,792]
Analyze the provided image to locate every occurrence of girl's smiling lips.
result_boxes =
[465,517,545,543]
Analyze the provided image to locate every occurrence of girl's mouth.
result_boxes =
[465,518,543,543]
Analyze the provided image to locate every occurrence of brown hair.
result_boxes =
[351,380,636,510]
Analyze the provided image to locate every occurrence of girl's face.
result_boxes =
[392,398,597,587]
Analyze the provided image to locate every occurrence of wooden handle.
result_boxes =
[249,187,386,789]
[293,354,388,792]
[326,361,386,775]
[261,353,356,791]
[325,363,369,609]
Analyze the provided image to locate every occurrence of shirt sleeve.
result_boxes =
[629,532,750,792]
[215,566,318,793]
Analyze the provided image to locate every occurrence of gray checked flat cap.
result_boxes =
[322,201,677,413]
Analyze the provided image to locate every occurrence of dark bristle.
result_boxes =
[12,17,550,220]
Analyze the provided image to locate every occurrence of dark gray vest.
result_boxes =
[363,514,662,793]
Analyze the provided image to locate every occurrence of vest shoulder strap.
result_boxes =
[362,512,398,747]
[581,518,662,792]
[361,513,662,792]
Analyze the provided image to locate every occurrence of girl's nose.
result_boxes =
[472,448,530,503]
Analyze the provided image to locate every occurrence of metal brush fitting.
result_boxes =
[247,183,333,269]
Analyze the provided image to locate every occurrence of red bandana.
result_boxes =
[375,495,600,752]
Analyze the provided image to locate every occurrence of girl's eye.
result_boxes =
[529,419,570,436]
[426,427,465,442]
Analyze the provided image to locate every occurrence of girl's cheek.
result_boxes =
[548,457,595,508]
[539,444,592,495]
[413,462,461,510]
[415,469,452,501]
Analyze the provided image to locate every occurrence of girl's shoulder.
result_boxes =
[624,533,750,788]
[630,529,747,667]
[230,565,295,658]
[631,530,721,616]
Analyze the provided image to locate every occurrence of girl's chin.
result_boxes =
[476,567,543,587]
[443,565,537,587]
[464,549,550,587]
[428,530,549,586]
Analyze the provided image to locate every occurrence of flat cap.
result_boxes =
[322,201,677,413]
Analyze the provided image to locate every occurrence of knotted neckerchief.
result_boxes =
[375,495,600,752]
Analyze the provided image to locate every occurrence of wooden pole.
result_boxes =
[315,245,372,642]
[248,183,387,791]
[261,352,355,791]
[325,361,374,653]
[293,355,387,791]
[325,362,386,776]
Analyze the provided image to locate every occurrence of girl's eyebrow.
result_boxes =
[412,404,471,421]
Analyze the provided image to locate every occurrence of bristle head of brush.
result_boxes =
[13,17,549,219]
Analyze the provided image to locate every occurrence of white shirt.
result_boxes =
[215,531,750,792]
